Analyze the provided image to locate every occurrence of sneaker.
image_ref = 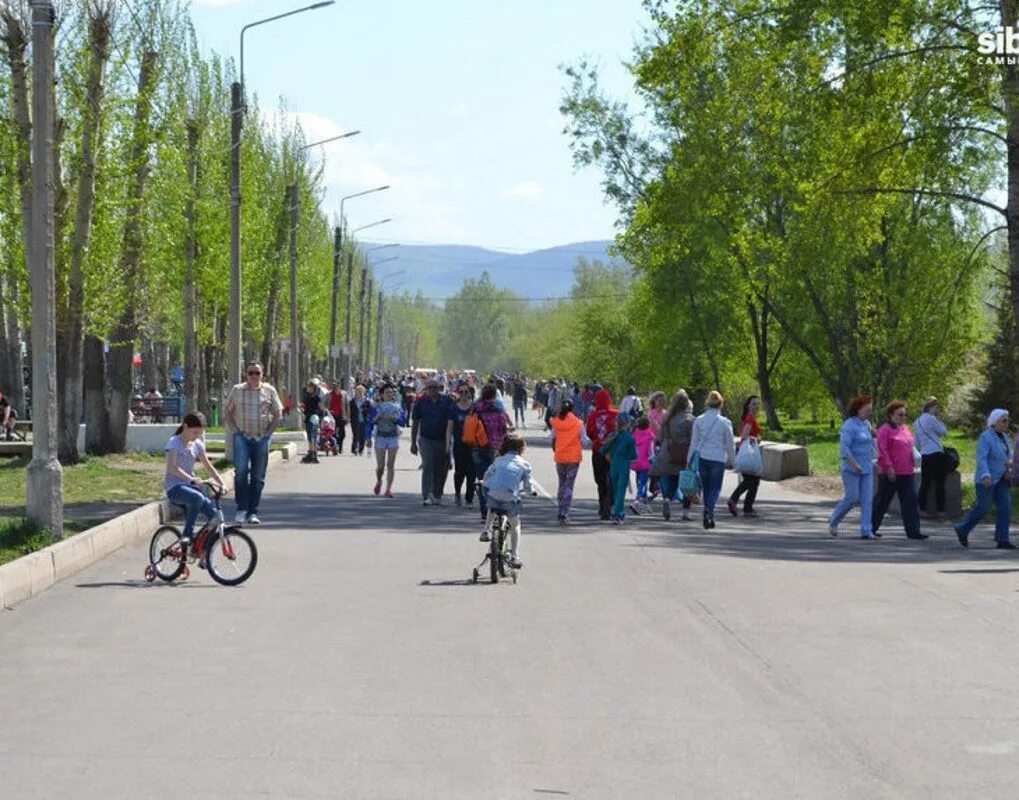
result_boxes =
[557,515,567,526]
[374,481,382,496]
[727,499,738,517]
[681,511,692,521]
[662,502,671,521]
[955,526,968,548]
[612,517,622,526]
[234,511,246,524]
[508,557,523,569]
[743,510,760,518]
[997,541,1017,549]
[828,525,838,538]
[629,503,640,515]
[479,531,491,542]
[434,497,444,507]
[246,513,261,525]
[384,489,394,498]
[455,494,462,507]
[860,532,875,540]
[423,498,432,507]
[179,536,192,548]
[300,454,313,463]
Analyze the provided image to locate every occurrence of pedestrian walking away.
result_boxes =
[689,391,735,530]
[728,396,763,518]
[470,383,514,526]
[955,409,1014,549]
[586,388,619,521]
[915,396,952,518]
[411,379,454,505]
[601,415,638,524]
[828,395,877,538]
[651,390,695,521]
[630,416,655,514]
[871,401,926,540]
[549,399,587,524]
[223,361,282,525]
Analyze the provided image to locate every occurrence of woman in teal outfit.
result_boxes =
[601,415,638,524]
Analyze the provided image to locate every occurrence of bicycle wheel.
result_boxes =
[489,523,500,584]
[206,528,258,586]
[149,525,186,582]
[497,523,508,578]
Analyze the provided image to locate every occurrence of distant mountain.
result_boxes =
[362,240,627,302]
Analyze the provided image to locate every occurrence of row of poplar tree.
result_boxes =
[0,0,417,463]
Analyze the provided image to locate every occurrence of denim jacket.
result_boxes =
[976,428,1011,483]
[482,453,534,503]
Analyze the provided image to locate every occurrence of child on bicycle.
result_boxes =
[479,433,534,569]
[164,412,227,544]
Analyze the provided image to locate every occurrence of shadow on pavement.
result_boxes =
[75,580,218,589]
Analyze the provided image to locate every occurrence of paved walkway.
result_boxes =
[2,429,1019,798]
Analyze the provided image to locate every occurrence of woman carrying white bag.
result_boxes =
[728,396,763,518]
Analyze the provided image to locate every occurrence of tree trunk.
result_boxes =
[83,334,110,454]
[107,50,159,453]
[58,10,111,463]
[1001,1,1019,393]
[184,121,199,415]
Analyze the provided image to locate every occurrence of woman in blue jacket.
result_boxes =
[955,409,1013,549]
[828,395,876,539]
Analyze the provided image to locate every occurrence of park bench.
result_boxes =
[130,396,182,424]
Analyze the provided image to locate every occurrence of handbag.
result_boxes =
[944,446,960,471]
[734,438,763,476]
[678,451,701,497]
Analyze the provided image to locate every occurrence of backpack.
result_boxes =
[462,412,489,448]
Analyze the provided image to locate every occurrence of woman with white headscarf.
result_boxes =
[955,409,1014,549]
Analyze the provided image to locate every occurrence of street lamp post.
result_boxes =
[329,193,389,378]
[360,255,398,373]
[287,130,359,430]
[229,1,335,394]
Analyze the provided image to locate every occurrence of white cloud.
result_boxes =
[450,103,471,119]
[267,109,474,244]
[503,180,543,201]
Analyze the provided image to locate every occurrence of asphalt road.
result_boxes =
[3,426,1019,799]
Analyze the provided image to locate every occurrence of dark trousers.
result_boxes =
[335,421,346,454]
[729,474,761,512]
[919,452,951,513]
[472,448,497,519]
[351,421,366,454]
[592,451,613,518]
[453,441,476,503]
[419,437,449,500]
[872,474,921,536]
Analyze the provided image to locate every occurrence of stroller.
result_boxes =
[317,415,339,456]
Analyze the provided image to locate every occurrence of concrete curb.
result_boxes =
[0,443,296,611]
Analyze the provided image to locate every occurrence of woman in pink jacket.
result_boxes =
[872,401,926,540]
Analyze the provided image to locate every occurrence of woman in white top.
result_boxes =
[914,396,950,518]
[689,390,736,529]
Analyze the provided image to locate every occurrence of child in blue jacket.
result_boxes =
[601,414,638,524]
[481,434,535,568]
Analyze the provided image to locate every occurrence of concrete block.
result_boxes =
[49,533,95,583]
[760,442,810,481]
[280,442,298,461]
[878,471,964,519]
[0,557,34,609]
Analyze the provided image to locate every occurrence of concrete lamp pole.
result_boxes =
[26,0,63,537]
[229,0,335,396]
[329,196,389,379]
[376,274,406,373]
[360,256,398,373]
[287,129,359,430]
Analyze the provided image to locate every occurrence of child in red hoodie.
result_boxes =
[630,416,656,514]
[586,389,619,520]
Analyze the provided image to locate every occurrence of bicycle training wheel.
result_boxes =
[149,525,186,582]
[206,529,258,586]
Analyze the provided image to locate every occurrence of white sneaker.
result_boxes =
[234,511,246,524]
[479,530,491,542]
[246,513,261,525]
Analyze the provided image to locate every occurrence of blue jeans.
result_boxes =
[635,470,649,500]
[658,474,692,509]
[167,484,216,539]
[472,448,496,519]
[699,458,726,518]
[829,469,874,535]
[957,477,1012,543]
[233,433,270,515]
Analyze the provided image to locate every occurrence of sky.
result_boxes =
[187,0,650,252]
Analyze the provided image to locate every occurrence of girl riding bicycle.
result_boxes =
[164,412,227,544]
[480,433,534,569]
